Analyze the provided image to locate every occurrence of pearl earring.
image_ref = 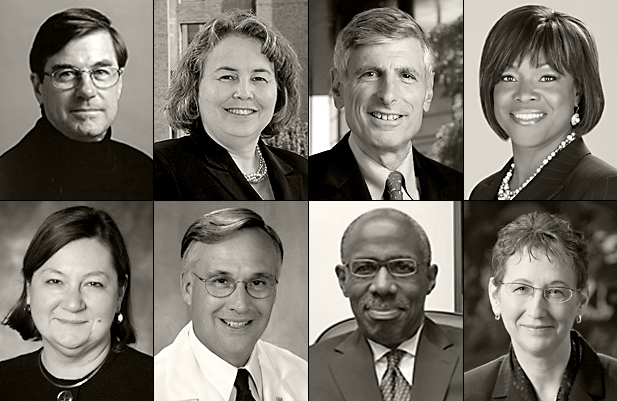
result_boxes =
[571,106,580,126]
[495,313,501,320]
[117,313,123,323]
[576,315,582,324]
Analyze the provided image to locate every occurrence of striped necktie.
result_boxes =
[380,349,412,401]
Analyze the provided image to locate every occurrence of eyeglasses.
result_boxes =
[192,272,278,299]
[498,282,578,304]
[345,258,420,278]
[44,67,123,90]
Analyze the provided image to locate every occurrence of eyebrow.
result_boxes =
[355,65,421,77]
[215,66,273,75]
[509,278,573,287]
[39,268,109,278]
[49,60,116,71]
[206,269,277,280]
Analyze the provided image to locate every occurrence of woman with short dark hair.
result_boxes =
[470,5,617,200]
[0,206,152,400]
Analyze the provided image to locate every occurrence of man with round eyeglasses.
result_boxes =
[310,207,463,401]
[154,207,307,401]
[0,8,152,200]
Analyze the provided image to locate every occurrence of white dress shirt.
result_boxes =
[348,132,420,200]
[367,323,424,387]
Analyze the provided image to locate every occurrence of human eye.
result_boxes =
[388,259,418,275]
[252,75,270,83]
[55,69,78,81]
[85,281,104,288]
[360,70,378,79]
[249,279,269,288]
[508,283,532,295]
[92,68,112,79]
[539,74,557,82]
[218,74,236,81]
[546,287,568,300]
[401,72,417,82]
[207,275,232,287]
[500,74,516,82]
[350,260,377,276]
[45,278,62,285]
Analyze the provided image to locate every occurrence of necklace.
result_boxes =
[498,133,576,200]
[39,352,107,401]
[243,146,268,184]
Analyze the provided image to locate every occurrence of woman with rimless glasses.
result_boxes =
[465,212,617,400]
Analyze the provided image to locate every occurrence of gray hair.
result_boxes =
[333,7,435,82]
[181,208,284,276]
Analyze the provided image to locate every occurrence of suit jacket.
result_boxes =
[469,138,617,200]
[154,130,308,200]
[464,335,617,400]
[309,318,463,401]
[154,322,308,401]
[309,132,463,200]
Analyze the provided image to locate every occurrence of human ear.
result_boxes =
[331,68,346,110]
[116,275,127,312]
[423,72,435,112]
[180,271,193,307]
[577,286,590,316]
[30,73,44,105]
[335,265,349,298]
[488,277,501,317]
[426,264,438,294]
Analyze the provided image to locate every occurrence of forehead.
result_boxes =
[503,249,577,286]
[45,30,118,69]
[347,38,425,72]
[203,35,273,72]
[345,215,423,258]
[189,229,280,277]
[37,238,116,277]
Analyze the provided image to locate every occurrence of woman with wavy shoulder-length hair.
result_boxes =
[470,5,617,200]
[154,9,308,200]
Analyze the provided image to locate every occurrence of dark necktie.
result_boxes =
[234,369,257,401]
[385,171,404,200]
[380,349,412,401]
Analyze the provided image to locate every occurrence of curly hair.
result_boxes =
[492,212,588,289]
[164,9,301,138]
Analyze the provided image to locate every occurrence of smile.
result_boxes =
[510,112,546,125]
[225,108,257,116]
[370,112,402,121]
[522,324,553,332]
[366,309,402,320]
[56,318,88,325]
[221,319,253,328]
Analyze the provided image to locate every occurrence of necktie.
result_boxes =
[380,349,412,401]
[234,369,257,401]
[385,171,404,200]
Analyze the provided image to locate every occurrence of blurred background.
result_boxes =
[154,0,309,157]
[0,201,154,361]
[309,0,463,172]
[464,201,617,372]
[154,201,308,361]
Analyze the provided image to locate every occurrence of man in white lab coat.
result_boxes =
[154,208,308,401]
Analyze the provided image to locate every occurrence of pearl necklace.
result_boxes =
[498,133,576,200]
[243,146,268,184]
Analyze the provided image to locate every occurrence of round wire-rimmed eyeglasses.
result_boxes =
[192,272,278,299]
[44,67,123,90]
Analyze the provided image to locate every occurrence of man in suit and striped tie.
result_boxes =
[309,208,463,400]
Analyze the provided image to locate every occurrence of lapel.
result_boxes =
[330,330,383,401]
[411,319,459,401]
[516,138,590,200]
[190,132,262,200]
[260,143,303,200]
[471,163,510,200]
[320,133,372,200]
[412,148,454,200]
[257,341,301,401]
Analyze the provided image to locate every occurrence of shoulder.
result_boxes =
[567,154,617,199]
[0,349,40,378]
[258,340,307,370]
[598,352,617,385]
[114,346,154,366]
[110,140,152,162]
[464,356,504,400]
[154,137,195,159]
[266,145,308,174]
[107,347,153,381]
[416,150,462,181]
[309,332,349,359]
[469,171,502,199]
[429,320,464,348]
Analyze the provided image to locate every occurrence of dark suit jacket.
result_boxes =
[309,318,463,401]
[464,335,617,400]
[309,132,463,200]
[154,131,308,200]
[469,138,617,200]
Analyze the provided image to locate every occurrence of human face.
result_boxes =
[198,35,277,148]
[332,38,434,156]
[489,250,588,358]
[336,216,437,348]
[493,56,579,150]
[182,229,280,367]
[27,238,124,357]
[31,31,123,142]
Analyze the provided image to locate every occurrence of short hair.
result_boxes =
[164,9,302,138]
[340,208,431,265]
[30,8,128,80]
[492,212,588,289]
[480,5,604,140]
[333,7,435,83]
[2,206,136,352]
[181,208,284,276]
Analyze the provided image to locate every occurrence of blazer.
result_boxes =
[154,322,308,401]
[464,335,617,400]
[309,317,463,401]
[309,132,463,200]
[470,138,617,200]
[154,130,308,200]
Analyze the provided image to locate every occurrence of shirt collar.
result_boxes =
[367,322,424,363]
[348,132,419,200]
[188,322,263,401]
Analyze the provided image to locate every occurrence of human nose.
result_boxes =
[74,71,97,99]
[376,74,397,105]
[368,266,398,296]
[61,285,86,312]
[526,288,548,318]
[228,281,251,312]
[514,79,538,102]
[233,78,254,100]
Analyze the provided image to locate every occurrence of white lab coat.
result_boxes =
[154,322,308,401]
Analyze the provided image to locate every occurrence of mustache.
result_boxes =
[360,295,409,310]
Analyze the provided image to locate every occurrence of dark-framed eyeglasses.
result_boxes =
[498,282,578,304]
[192,272,278,299]
[345,258,420,278]
[44,67,123,90]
